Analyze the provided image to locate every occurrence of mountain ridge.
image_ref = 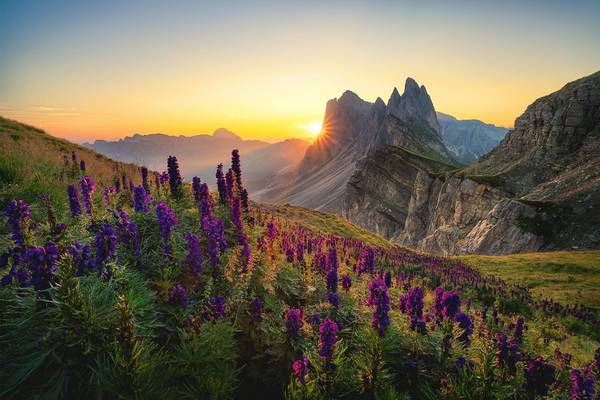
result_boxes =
[343,71,600,255]
[255,77,457,210]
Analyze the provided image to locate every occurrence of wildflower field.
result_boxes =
[1,132,600,398]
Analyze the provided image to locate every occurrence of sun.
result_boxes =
[302,121,322,137]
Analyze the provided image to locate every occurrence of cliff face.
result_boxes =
[255,78,456,210]
[344,146,455,239]
[343,71,600,255]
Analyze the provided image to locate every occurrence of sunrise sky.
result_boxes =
[1,0,599,143]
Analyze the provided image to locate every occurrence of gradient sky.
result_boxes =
[1,0,599,143]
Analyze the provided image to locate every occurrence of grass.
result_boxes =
[457,251,600,311]
[0,116,144,215]
[258,203,392,249]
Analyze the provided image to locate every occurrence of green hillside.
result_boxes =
[0,116,142,214]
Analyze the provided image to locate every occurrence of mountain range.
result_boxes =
[82,71,600,256]
[84,130,310,193]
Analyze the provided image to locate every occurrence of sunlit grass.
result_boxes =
[457,251,600,310]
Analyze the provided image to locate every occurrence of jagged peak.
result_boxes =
[338,90,366,106]
[386,87,401,108]
[404,77,420,93]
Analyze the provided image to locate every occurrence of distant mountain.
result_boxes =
[436,112,508,164]
[254,78,457,210]
[85,130,310,193]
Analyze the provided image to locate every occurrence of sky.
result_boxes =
[1,0,599,143]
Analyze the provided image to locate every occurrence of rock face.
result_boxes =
[436,112,508,164]
[343,71,600,255]
[255,78,456,210]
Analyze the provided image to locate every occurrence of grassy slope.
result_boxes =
[0,116,142,213]
[259,203,391,249]
[458,251,600,311]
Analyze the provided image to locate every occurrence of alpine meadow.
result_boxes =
[1,1,600,399]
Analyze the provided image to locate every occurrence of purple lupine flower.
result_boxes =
[285,308,303,338]
[114,211,141,263]
[168,283,188,308]
[167,155,183,199]
[231,149,243,191]
[367,277,391,337]
[160,171,169,186]
[141,166,149,191]
[266,221,277,241]
[307,313,321,326]
[156,201,177,256]
[67,184,82,217]
[79,176,96,216]
[79,159,86,172]
[71,151,77,163]
[192,176,201,202]
[249,298,264,323]
[406,287,425,332]
[433,287,444,318]
[524,355,555,397]
[286,247,294,262]
[384,271,392,288]
[496,332,509,367]
[68,241,94,276]
[207,295,226,319]
[441,291,461,319]
[122,173,127,190]
[512,316,525,345]
[202,216,222,274]
[94,223,117,277]
[6,199,31,248]
[570,368,596,400]
[102,187,115,206]
[185,233,202,274]
[292,355,310,384]
[398,293,408,313]
[319,317,338,361]
[114,178,121,193]
[240,188,249,211]
[455,312,473,346]
[296,241,305,263]
[199,183,212,220]
[26,242,59,290]
[326,243,338,272]
[364,248,375,275]
[216,163,227,204]
[230,196,244,234]
[341,274,352,291]
[133,185,151,212]
[328,291,340,307]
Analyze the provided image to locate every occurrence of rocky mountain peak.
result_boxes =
[404,77,420,94]
[386,77,441,136]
